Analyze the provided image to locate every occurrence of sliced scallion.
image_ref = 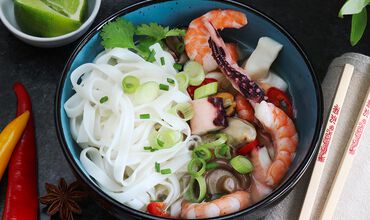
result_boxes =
[155,162,161,173]
[184,61,205,86]
[187,176,206,203]
[168,102,194,121]
[194,82,218,99]
[175,72,189,92]
[167,78,175,84]
[173,63,183,71]
[192,147,212,161]
[139,113,150,119]
[160,57,165,65]
[230,155,254,174]
[198,133,228,149]
[154,129,182,149]
[134,81,159,105]
[100,96,108,104]
[160,168,172,175]
[187,158,206,177]
[214,144,231,159]
[144,146,152,151]
[159,84,169,91]
[122,75,140,94]
[206,162,219,170]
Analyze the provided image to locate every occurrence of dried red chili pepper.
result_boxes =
[2,83,38,220]
[238,139,260,155]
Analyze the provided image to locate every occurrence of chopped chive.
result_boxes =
[160,57,165,65]
[144,146,152,151]
[100,96,109,104]
[147,49,156,62]
[160,168,172,175]
[176,43,185,54]
[159,84,169,91]
[157,138,164,147]
[140,114,151,119]
[155,162,160,173]
[173,63,183,71]
[167,78,175,84]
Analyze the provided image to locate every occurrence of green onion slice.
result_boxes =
[122,76,140,94]
[155,162,161,173]
[173,63,183,71]
[187,158,206,177]
[187,176,207,203]
[214,144,232,159]
[198,133,228,149]
[160,57,165,65]
[192,147,212,161]
[167,78,175,84]
[160,168,172,175]
[139,113,150,119]
[206,162,219,171]
[99,96,109,104]
[168,102,194,121]
[230,155,254,174]
[134,81,159,105]
[175,72,189,92]
[194,82,218,99]
[184,61,205,86]
[151,128,182,150]
[176,42,185,54]
[159,84,169,91]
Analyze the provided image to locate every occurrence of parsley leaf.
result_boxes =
[136,23,185,41]
[101,18,136,49]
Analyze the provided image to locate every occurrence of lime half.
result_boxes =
[14,0,88,37]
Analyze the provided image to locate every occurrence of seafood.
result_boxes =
[254,101,298,186]
[185,9,247,72]
[180,191,251,219]
[235,94,255,122]
[206,21,266,103]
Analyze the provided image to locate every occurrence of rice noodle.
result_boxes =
[64,44,199,211]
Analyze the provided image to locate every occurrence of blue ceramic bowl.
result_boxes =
[56,0,323,219]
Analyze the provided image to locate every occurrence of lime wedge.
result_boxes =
[14,0,88,37]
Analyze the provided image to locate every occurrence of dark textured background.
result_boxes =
[0,0,369,219]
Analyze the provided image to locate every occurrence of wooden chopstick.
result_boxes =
[319,86,370,220]
[298,64,354,220]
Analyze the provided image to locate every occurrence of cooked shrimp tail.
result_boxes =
[185,9,247,72]
[180,191,251,219]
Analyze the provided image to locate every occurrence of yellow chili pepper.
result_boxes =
[0,111,30,181]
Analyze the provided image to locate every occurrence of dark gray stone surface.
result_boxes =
[0,0,369,219]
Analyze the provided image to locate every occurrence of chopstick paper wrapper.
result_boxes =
[319,87,370,220]
[298,64,354,220]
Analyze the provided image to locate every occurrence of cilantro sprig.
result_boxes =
[100,18,185,60]
[339,0,369,46]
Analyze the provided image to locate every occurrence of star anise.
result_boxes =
[40,178,87,220]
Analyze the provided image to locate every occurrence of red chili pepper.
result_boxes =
[187,78,218,99]
[266,87,293,118]
[238,139,259,155]
[2,83,38,220]
[147,202,169,217]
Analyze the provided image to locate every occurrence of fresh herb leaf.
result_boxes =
[339,0,370,18]
[136,23,185,41]
[351,8,368,45]
[100,18,136,49]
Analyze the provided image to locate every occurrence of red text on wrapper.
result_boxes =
[317,104,340,162]
[348,99,370,155]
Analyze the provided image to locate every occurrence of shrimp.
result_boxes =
[180,191,251,219]
[253,101,298,187]
[185,9,247,72]
[236,94,255,123]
